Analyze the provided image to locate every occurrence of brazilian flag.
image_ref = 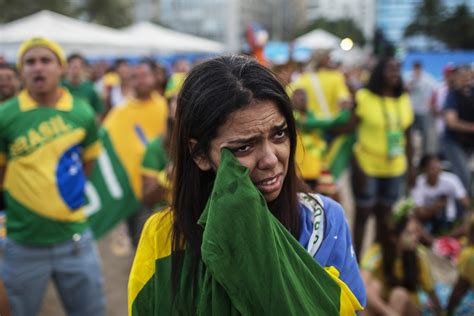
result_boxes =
[129,149,355,315]
[84,95,167,239]
[84,127,141,239]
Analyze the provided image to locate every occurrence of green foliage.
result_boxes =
[405,0,474,49]
[438,5,474,49]
[296,18,366,46]
[0,0,74,23]
[77,0,133,28]
[404,0,446,38]
[0,0,133,28]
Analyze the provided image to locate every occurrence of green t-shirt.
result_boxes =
[62,79,104,114]
[0,89,101,245]
[141,137,169,175]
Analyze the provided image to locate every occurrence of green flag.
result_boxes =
[84,128,140,239]
[197,148,341,314]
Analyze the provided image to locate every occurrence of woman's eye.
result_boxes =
[231,145,251,154]
[236,145,250,152]
[275,128,288,139]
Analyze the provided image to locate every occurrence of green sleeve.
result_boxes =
[298,109,350,131]
[89,86,104,114]
[0,110,7,166]
[83,110,99,148]
[141,138,168,172]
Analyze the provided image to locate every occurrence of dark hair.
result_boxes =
[418,153,443,171]
[137,58,157,73]
[67,53,86,65]
[0,63,18,75]
[366,57,404,97]
[170,55,302,298]
[381,215,419,292]
[114,58,128,68]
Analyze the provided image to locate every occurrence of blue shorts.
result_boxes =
[352,174,404,208]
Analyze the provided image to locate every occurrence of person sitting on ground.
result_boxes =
[411,154,471,245]
[361,210,441,316]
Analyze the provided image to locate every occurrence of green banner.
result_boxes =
[85,129,140,239]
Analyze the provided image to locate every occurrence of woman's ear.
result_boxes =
[189,139,212,171]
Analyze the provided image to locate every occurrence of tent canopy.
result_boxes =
[0,10,226,61]
[123,21,225,54]
[0,10,148,59]
[294,29,341,50]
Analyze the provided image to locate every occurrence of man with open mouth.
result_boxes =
[0,37,105,316]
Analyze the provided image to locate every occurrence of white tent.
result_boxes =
[294,29,341,50]
[0,10,151,60]
[123,22,225,54]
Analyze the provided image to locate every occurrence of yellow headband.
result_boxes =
[17,37,66,69]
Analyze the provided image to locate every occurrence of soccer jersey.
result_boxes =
[288,69,350,119]
[141,137,171,207]
[62,79,104,114]
[103,92,168,200]
[0,89,100,245]
[354,88,414,177]
[141,137,169,177]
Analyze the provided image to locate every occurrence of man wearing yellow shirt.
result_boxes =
[289,49,351,119]
[288,49,354,183]
[103,59,168,246]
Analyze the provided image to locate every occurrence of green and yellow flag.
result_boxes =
[129,149,352,315]
[85,94,168,238]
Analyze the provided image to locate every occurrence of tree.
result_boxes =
[77,0,133,28]
[405,0,474,49]
[0,0,133,28]
[0,0,75,23]
[373,28,394,57]
[404,0,446,39]
[438,5,474,49]
[296,18,366,46]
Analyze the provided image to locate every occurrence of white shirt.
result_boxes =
[411,171,466,221]
[405,71,438,115]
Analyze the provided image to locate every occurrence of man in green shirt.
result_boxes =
[0,63,20,102]
[62,53,104,118]
[0,37,105,316]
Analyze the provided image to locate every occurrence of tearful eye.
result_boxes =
[275,128,288,139]
[234,145,251,153]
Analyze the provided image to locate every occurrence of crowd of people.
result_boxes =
[0,36,473,315]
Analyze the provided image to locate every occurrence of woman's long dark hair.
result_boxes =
[170,55,303,298]
[382,215,419,292]
[366,57,404,97]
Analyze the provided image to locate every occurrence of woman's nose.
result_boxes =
[257,143,278,170]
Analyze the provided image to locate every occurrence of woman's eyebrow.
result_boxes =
[225,120,287,145]
[271,122,288,132]
[226,135,260,145]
